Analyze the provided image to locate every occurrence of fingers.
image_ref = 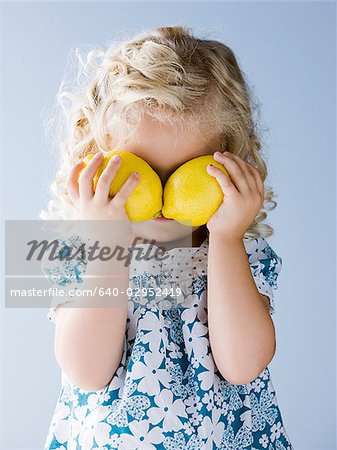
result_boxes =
[109,172,140,209]
[66,160,85,204]
[213,152,252,194]
[206,163,238,197]
[78,152,104,200]
[213,152,260,195]
[94,155,122,203]
[246,164,264,199]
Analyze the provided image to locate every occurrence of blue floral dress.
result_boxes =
[43,234,294,450]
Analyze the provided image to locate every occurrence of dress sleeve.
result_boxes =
[41,235,87,324]
[244,236,283,316]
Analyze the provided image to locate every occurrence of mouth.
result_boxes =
[152,217,174,221]
[152,211,174,221]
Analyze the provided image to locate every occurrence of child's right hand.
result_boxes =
[66,152,140,221]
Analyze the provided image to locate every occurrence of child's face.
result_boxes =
[117,112,222,246]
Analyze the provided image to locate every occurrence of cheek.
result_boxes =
[125,150,173,181]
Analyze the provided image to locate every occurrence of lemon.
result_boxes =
[83,151,163,222]
[162,155,230,226]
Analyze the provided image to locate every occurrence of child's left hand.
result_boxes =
[206,151,264,240]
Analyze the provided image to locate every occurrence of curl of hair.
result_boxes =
[40,26,279,240]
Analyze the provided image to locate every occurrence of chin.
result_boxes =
[131,219,196,245]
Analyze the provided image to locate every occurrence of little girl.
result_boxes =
[41,26,294,450]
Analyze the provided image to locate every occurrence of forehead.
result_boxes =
[124,112,221,164]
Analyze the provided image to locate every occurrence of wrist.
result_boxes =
[208,230,244,244]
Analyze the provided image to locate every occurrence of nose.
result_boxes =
[153,168,172,186]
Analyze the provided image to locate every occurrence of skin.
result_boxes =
[54,114,275,390]
[206,152,276,384]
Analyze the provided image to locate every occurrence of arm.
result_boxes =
[54,241,130,391]
[207,234,276,385]
[206,150,275,385]
[54,152,139,391]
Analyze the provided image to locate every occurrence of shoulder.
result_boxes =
[244,236,283,291]
[41,234,88,324]
[243,237,283,316]
[244,236,282,266]
[41,234,88,284]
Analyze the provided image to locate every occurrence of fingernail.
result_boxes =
[214,151,221,156]
[133,172,140,178]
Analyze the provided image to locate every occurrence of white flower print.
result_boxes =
[270,421,282,442]
[181,291,208,325]
[70,405,91,438]
[163,430,204,450]
[267,379,277,397]
[190,410,203,427]
[166,340,183,359]
[65,436,77,450]
[87,391,111,409]
[131,350,170,395]
[201,390,215,412]
[139,310,167,352]
[185,393,202,415]
[52,402,71,443]
[219,423,253,450]
[118,419,164,449]
[44,236,293,450]
[180,293,200,324]
[182,320,208,360]
[240,409,252,429]
[182,420,194,435]
[197,408,225,449]
[77,406,111,450]
[261,368,270,380]
[197,353,216,391]
[219,380,248,412]
[247,237,272,262]
[147,388,187,432]
[110,432,123,449]
[107,364,127,395]
[107,377,151,428]
[219,401,229,417]
[227,410,235,424]
[214,390,223,408]
[251,378,265,393]
[250,389,278,431]
[259,433,269,448]
[190,355,200,369]
[60,379,74,404]
[44,402,71,445]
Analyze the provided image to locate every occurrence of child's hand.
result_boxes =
[66,152,140,221]
[206,151,264,240]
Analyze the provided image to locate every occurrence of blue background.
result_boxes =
[1,1,336,449]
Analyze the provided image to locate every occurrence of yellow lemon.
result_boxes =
[83,151,163,222]
[162,155,230,226]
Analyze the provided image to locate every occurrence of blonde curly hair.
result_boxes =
[40,26,278,240]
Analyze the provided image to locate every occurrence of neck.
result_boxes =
[191,225,208,247]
